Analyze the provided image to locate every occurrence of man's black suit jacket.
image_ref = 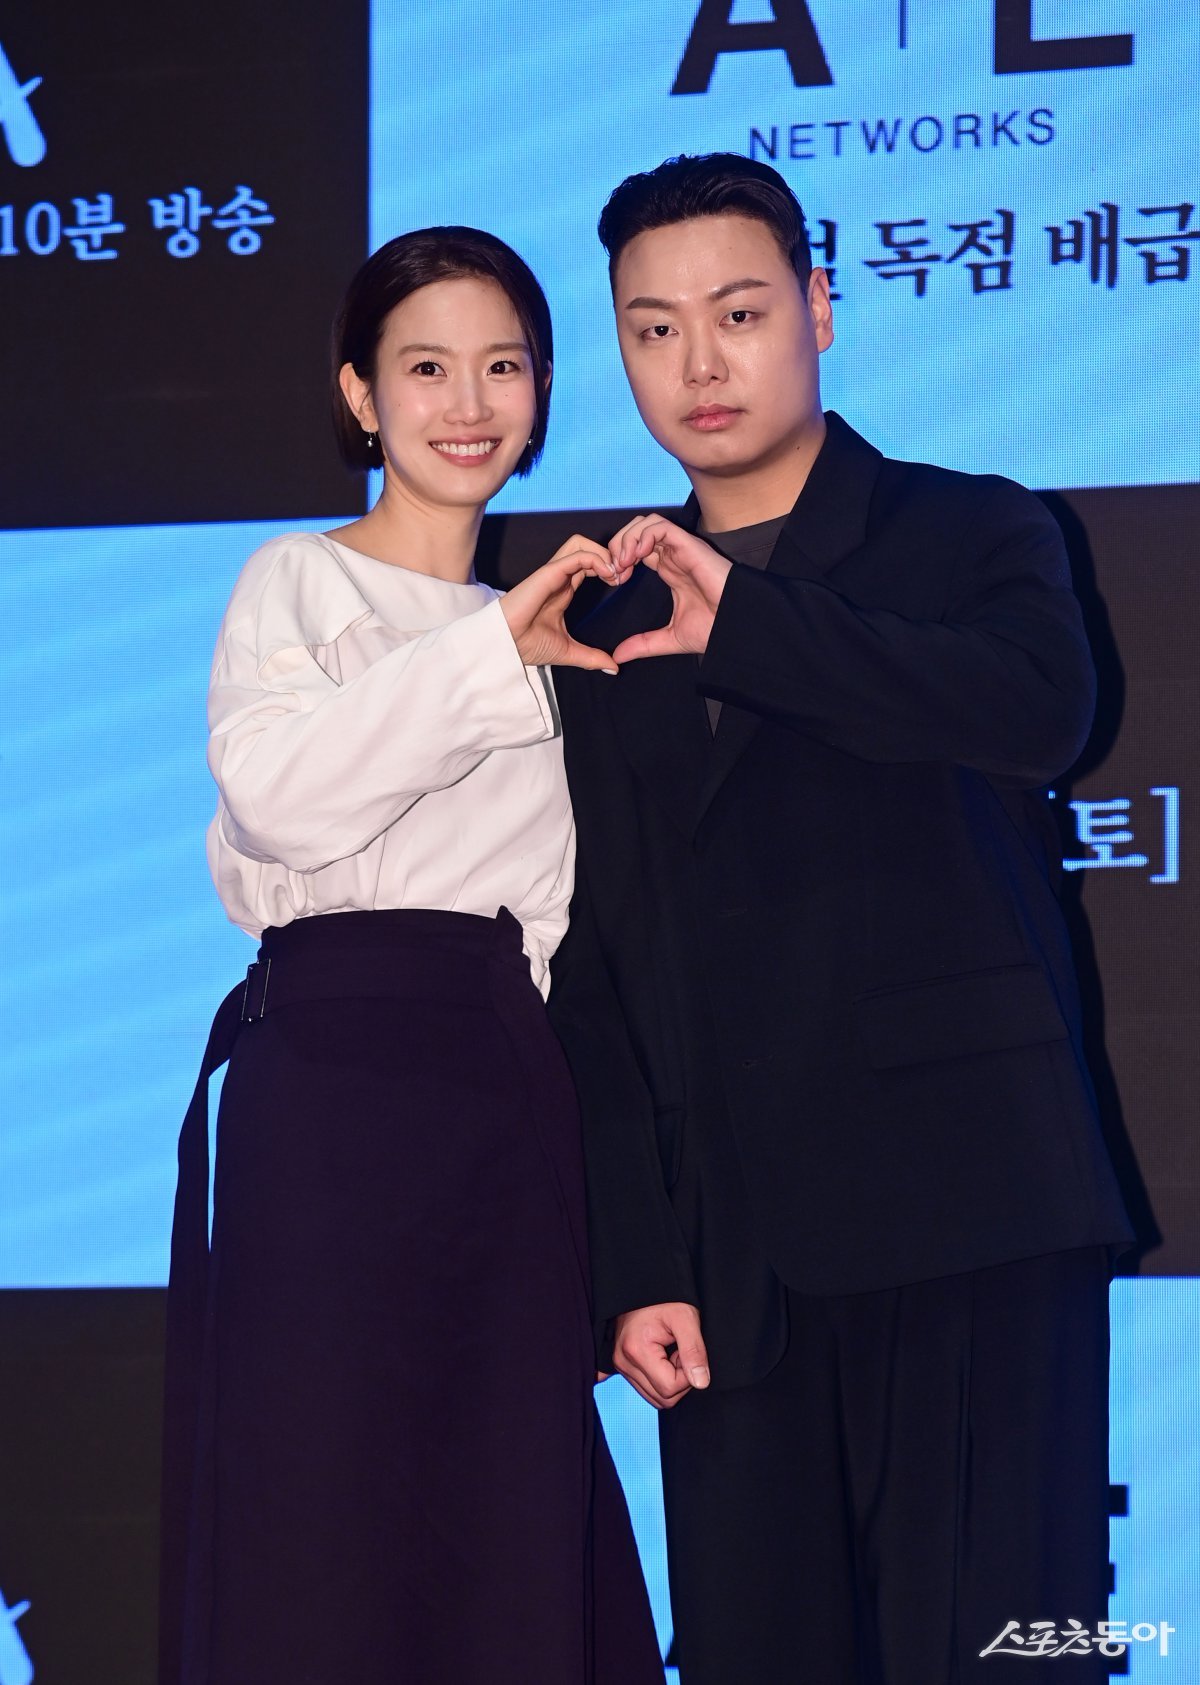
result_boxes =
[548,412,1132,1387]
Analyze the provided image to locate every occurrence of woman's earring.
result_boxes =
[366,431,377,453]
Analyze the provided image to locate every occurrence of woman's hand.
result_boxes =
[500,535,631,671]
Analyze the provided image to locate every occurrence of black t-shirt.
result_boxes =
[698,514,788,732]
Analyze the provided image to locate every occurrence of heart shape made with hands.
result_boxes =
[505,517,732,672]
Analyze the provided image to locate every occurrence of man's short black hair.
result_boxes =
[598,153,813,291]
[331,226,552,475]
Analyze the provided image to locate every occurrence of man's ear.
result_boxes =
[808,268,834,352]
[338,361,378,434]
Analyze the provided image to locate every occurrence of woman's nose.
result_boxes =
[444,376,491,423]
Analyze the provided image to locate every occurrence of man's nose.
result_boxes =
[682,332,727,385]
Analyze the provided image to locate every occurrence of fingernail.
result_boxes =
[601,667,619,676]
[688,1366,710,1387]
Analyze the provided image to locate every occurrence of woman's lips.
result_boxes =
[429,438,501,464]
[683,406,741,431]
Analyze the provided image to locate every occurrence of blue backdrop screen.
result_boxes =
[0,5,1196,1676]
[374,0,1196,508]
[3,0,1191,1291]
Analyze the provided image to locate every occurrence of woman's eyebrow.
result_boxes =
[395,341,528,354]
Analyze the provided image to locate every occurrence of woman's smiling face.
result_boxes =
[344,274,539,510]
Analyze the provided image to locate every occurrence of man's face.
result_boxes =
[611,213,833,483]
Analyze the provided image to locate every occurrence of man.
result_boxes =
[548,154,1132,1683]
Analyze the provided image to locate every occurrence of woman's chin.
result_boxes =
[391,464,512,510]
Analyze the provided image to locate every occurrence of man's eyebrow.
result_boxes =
[710,276,771,301]
[623,277,772,311]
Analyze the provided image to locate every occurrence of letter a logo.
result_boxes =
[673,0,833,94]
[0,41,46,167]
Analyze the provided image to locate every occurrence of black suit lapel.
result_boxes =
[693,412,884,833]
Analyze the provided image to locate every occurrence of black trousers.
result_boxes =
[658,1248,1112,1684]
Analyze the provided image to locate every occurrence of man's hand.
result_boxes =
[607,515,732,663]
[613,1301,711,1410]
[500,535,631,671]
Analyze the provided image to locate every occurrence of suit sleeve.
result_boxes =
[698,481,1095,785]
[548,711,697,1352]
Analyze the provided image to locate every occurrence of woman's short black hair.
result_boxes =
[598,153,813,292]
[331,226,553,475]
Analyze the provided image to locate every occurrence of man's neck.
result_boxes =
[690,410,827,533]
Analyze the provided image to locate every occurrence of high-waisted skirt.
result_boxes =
[159,907,662,1685]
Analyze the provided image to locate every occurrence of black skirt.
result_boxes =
[160,908,662,1685]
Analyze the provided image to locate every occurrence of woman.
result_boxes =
[160,227,663,1684]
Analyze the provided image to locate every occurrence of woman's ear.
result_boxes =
[338,361,377,434]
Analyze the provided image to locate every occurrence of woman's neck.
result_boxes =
[332,472,485,582]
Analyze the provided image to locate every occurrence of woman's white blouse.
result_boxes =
[206,532,575,996]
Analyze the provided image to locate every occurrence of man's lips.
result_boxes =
[683,405,742,431]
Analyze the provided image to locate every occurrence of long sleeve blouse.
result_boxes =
[206,532,574,995]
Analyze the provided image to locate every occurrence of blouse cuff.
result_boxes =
[462,597,558,746]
